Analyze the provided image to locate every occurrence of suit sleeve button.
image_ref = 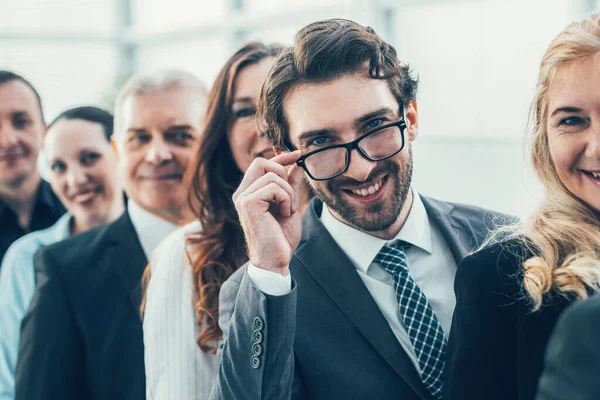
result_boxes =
[250,355,261,369]
[253,316,264,330]
[252,343,262,356]
[253,329,263,343]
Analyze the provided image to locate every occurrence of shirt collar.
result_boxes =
[53,213,73,241]
[320,189,432,274]
[127,200,178,258]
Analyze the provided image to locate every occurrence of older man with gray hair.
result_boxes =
[15,70,207,400]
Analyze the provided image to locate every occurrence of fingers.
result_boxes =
[234,160,286,203]
[234,150,302,203]
[241,172,296,217]
[238,182,295,219]
[271,150,302,166]
[287,164,305,212]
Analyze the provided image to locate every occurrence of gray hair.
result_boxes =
[113,69,207,138]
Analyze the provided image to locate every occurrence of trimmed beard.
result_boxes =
[310,147,413,232]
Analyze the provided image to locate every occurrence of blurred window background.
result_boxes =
[2,0,599,217]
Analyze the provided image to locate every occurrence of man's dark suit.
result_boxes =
[15,212,147,400]
[536,295,600,400]
[210,197,505,400]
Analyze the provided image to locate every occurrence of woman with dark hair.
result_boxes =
[142,42,303,399]
[0,106,124,398]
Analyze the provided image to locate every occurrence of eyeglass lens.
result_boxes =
[303,124,403,180]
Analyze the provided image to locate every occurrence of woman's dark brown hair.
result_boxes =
[184,42,282,353]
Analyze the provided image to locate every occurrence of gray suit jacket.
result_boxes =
[536,295,600,400]
[210,197,507,400]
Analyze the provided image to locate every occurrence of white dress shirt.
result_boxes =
[247,190,458,373]
[128,200,178,258]
[143,221,219,400]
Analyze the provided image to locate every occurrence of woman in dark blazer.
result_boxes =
[445,14,600,400]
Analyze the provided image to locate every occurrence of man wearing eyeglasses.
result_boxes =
[210,19,508,400]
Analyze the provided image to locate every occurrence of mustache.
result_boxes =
[327,161,399,192]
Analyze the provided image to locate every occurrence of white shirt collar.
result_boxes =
[54,213,73,241]
[127,200,179,258]
[320,189,432,274]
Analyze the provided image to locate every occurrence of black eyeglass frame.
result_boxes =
[293,118,408,181]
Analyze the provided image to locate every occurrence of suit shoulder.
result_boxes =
[458,239,527,295]
[449,200,518,227]
[37,223,112,269]
[560,295,600,327]
[421,195,519,230]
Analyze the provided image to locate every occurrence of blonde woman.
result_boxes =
[445,14,600,400]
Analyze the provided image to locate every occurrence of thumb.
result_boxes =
[288,163,305,213]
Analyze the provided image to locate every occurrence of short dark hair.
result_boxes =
[258,18,419,149]
[48,106,114,141]
[0,70,44,122]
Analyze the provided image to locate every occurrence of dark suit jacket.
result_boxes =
[445,239,573,400]
[210,197,507,400]
[15,212,147,400]
[536,295,600,400]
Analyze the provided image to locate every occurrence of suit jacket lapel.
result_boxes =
[106,212,148,317]
[295,199,433,400]
[421,196,474,264]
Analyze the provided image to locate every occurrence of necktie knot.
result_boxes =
[373,240,410,276]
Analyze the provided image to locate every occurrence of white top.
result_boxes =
[247,191,458,373]
[143,221,219,400]
[128,200,179,258]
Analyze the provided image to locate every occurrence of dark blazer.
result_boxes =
[444,239,573,400]
[15,212,147,400]
[536,295,600,400]
[210,197,506,400]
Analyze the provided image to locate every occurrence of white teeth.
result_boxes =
[592,172,600,179]
[351,179,383,197]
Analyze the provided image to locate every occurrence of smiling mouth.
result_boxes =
[582,170,600,184]
[342,175,388,199]
[0,149,26,161]
[71,186,101,204]
[586,171,600,179]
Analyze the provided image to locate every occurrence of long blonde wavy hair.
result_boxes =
[519,14,600,310]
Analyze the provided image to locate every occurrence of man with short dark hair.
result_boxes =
[0,71,65,267]
[209,19,510,400]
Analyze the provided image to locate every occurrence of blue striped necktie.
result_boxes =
[373,240,447,399]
